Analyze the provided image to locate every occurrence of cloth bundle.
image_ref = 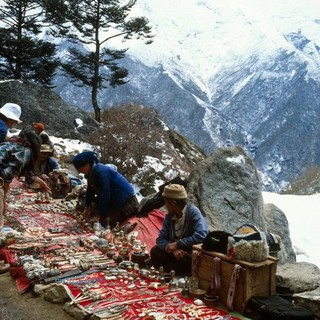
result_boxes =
[48,169,72,199]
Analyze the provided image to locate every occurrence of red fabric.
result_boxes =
[10,266,31,293]
[0,248,31,293]
[0,247,17,265]
[123,209,166,252]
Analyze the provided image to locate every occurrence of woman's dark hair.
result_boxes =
[18,128,41,172]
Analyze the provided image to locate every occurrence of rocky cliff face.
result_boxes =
[0,80,99,141]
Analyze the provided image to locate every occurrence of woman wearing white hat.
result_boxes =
[0,103,22,143]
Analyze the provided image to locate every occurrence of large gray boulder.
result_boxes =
[187,145,266,233]
[277,262,320,293]
[187,145,296,263]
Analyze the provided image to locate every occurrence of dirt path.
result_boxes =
[0,271,74,320]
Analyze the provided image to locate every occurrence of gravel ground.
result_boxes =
[0,271,74,320]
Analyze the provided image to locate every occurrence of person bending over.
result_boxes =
[0,128,51,235]
[37,144,59,181]
[150,184,208,276]
[72,151,138,228]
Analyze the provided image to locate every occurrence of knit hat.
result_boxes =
[34,123,45,131]
[40,144,53,153]
[162,184,188,200]
[0,103,22,123]
[72,151,98,169]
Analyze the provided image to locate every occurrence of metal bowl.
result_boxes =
[190,288,206,299]
[139,268,150,279]
[204,294,219,307]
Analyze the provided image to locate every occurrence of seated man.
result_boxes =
[150,184,208,276]
[25,144,59,189]
[37,144,60,181]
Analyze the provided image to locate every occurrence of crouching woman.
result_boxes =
[150,184,208,276]
[72,151,138,228]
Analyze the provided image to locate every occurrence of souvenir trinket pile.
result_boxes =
[1,179,241,320]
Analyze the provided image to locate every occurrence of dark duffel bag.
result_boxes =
[246,295,316,320]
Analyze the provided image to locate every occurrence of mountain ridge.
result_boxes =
[49,1,320,191]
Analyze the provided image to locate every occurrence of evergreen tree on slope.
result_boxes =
[59,0,154,122]
[0,0,59,87]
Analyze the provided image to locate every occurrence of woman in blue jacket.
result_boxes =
[72,151,138,228]
[150,184,208,276]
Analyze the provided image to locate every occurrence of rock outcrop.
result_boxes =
[264,203,296,264]
[277,263,320,318]
[187,145,319,317]
[187,145,265,233]
[0,80,99,141]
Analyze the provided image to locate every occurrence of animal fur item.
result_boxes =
[228,231,269,262]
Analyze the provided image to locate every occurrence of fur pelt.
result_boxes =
[228,231,269,262]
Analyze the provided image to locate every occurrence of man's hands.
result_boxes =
[165,241,186,260]
[165,242,178,253]
[172,249,186,260]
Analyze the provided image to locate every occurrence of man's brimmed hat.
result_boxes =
[40,144,53,153]
[162,184,188,200]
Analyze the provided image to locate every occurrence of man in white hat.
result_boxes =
[0,103,22,143]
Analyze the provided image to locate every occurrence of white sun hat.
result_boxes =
[0,103,22,123]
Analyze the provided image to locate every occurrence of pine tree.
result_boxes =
[60,0,154,122]
[0,0,59,87]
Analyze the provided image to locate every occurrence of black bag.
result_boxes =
[202,230,232,254]
[246,295,316,320]
[137,176,187,217]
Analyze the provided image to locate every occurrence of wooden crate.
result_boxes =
[192,244,277,313]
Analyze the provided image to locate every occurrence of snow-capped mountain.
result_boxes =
[53,0,320,191]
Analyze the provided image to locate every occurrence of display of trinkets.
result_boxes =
[2,179,239,320]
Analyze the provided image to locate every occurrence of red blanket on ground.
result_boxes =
[63,271,241,320]
[122,209,166,252]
